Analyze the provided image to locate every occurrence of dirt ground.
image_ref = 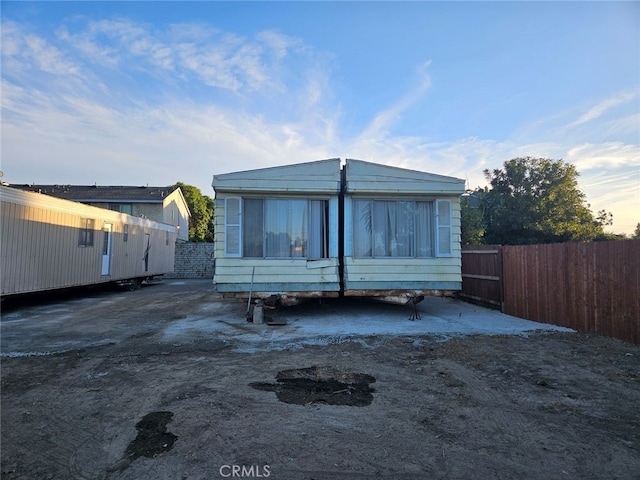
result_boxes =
[1,280,639,480]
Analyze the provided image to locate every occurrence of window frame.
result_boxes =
[435,199,453,257]
[353,198,452,259]
[109,203,133,214]
[224,197,329,259]
[78,218,95,247]
[224,197,242,257]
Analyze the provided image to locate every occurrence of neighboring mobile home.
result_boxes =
[212,158,465,305]
[11,184,191,242]
[1,186,178,296]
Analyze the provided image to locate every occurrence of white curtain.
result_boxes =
[308,200,327,258]
[353,200,372,257]
[416,201,433,257]
[396,201,414,257]
[354,199,435,258]
[264,199,307,257]
[242,198,263,257]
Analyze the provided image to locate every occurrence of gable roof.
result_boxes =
[8,184,177,203]
[212,158,342,194]
[212,158,466,196]
[344,159,465,195]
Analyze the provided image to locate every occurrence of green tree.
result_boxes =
[633,223,640,240]
[171,182,215,242]
[479,157,611,245]
[460,189,486,245]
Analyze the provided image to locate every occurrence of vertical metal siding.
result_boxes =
[1,188,177,296]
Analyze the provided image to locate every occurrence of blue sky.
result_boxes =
[2,1,639,234]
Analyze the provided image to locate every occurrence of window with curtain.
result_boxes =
[226,197,329,259]
[353,199,449,258]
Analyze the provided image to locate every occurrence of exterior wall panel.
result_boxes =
[213,190,342,294]
[212,159,465,299]
[1,187,177,296]
[344,257,461,290]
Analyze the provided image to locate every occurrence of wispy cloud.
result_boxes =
[23,33,79,75]
[2,20,79,78]
[1,14,638,233]
[4,16,324,100]
[566,89,639,127]
[512,89,640,147]
[566,142,640,170]
[355,60,432,144]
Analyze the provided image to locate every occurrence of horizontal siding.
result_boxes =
[213,197,226,257]
[344,270,461,283]
[215,258,340,292]
[218,258,339,268]
[346,181,464,194]
[216,282,340,293]
[343,282,461,292]
[344,257,462,285]
[215,258,340,287]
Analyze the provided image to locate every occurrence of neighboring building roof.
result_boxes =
[8,184,176,203]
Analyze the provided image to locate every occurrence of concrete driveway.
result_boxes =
[1,279,572,356]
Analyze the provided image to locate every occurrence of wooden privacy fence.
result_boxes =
[461,240,640,344]
[460,245,503,309]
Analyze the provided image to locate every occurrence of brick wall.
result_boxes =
[169,242,215,278]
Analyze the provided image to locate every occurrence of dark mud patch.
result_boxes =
[250,365,376,406]
[125,411,178,460]
[109,411,178,473]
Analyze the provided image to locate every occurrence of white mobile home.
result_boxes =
[212,159,342,302]
[342,159,465,303]
[212,158,465,305]
[1,186,178,296]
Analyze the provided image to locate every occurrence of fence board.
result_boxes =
[502,240,640,345]
[460,245,503,308]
